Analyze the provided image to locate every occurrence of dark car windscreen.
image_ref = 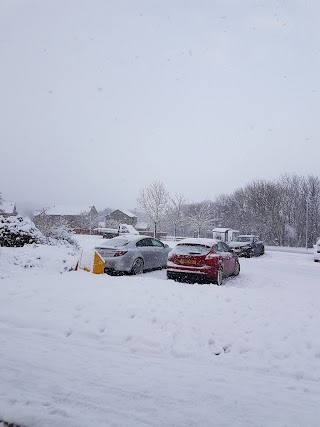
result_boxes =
[175,243,211,255]
[235,236,252,242]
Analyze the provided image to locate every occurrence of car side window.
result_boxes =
[151,238,164,247]
[215,242,224,252]
[136,238,151,247]
[221,242,231,252]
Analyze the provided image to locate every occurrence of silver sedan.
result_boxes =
[94,235,172,275]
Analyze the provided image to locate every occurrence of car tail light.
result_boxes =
[113,251,128,257]
[205,253,217,260]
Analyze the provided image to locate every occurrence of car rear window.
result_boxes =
[101,238,129,248]
[174,243,211,255]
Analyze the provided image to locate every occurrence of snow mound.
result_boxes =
[0,243,79,279]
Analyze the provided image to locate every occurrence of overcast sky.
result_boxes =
[1,0,319,212]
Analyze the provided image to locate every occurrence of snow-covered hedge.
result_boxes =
[0,215,44,247]
[45,225,80,249]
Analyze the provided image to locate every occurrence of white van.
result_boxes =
[314,238,320,262]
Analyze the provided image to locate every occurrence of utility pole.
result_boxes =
[89,206,93,235]
[305,197,309,250]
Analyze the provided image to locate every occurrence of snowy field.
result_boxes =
[1,236,320,427]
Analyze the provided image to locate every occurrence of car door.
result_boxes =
[257,237,264,254]
[135,238,154,269]
[220,242,236,275]
[215,242,232,275]
[252,236,261,255]
[150,238,168,268]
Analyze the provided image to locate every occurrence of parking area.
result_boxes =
[1,247,320,426]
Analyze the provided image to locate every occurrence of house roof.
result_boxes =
[108,209,137,218]
[119,210,137,218]
[212,228,239,233]
[36,205,96,216]
[0,201,16,214]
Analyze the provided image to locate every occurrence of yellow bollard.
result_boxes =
[92,251,106,274]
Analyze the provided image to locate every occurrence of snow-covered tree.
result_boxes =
[166,193,188,238]
[137,181,169,237]
[185,200,214,238]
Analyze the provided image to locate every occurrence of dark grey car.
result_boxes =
[95,235,172,275]
[228,235,265,257]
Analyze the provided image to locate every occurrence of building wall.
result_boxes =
[0,205,18,218]
[106,210,137,226]
[34,212,98,233]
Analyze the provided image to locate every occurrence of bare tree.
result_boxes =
[212,174,320,247]
[137,181,169,237]
[185,200,214,238]
[166,193,188,239]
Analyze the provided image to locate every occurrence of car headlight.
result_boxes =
[242,245,251,250]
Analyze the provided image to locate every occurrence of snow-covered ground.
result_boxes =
[266,245,313,254]
[1,238,320,427]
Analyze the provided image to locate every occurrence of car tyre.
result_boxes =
[167,272,178,281]
[233,261,240,276]
[216,268,224,286]
[315,259,319,263]
[131,258,144,275]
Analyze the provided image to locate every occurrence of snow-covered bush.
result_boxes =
[45,225,80,249]
[0,215,44,247]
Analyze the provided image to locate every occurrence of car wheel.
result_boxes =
[315,259,319,263]
[233,261,240,276]
[216,268,224,286]
[131,258,144,275]
[260,246,265,256]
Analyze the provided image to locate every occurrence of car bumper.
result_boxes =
[167,270,213,283]
[167,262,219,281]
[101,256,132,273]
[230,248,253,257]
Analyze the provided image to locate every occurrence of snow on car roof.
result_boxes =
[123,224,139,234]
[99,234,151,246]
[177,238,218,247]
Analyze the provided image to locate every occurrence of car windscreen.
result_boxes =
[174,243,211,255]
[235,237,252,242]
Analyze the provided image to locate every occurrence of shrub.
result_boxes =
[46,225,80,249]
[0,215,44,247]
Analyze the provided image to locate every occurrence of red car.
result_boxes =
[167,238,240,285]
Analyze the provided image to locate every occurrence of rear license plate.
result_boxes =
[180,258,196,265]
